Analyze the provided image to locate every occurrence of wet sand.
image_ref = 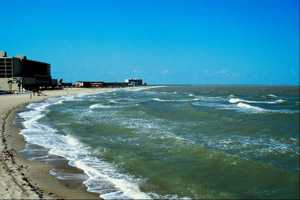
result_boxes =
[0,88,122,199]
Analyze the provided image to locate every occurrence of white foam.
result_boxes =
[236,102,266,113]
[267,94,278,98]
[152,98,167,102]
[89,104,114,109]
[192,98,295,114]
[76,161,150,199]
[109,100,118,104]
[229,97,286,104]
[120,86,164,92]
[274,99,286,103]
[228,98,242,104]
[18,98,151,199]
[152,98,199,102]
[89,103,128,110]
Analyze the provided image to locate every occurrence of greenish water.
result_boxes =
[19,86,299,199]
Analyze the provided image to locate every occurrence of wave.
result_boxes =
[274,99,286,103]
[192,100,297,114]
[229,98,286,104]
[197,134,300,162]
[152,98,200,102]
[236,102,266,113]
[89,103,115,109]
[89,103,136,109]
[234,102,296,114]
[121,86,165,92]
[18,99,151,199]
[192,101,267,113]
[267,94,278,98]
[109,100,118,104]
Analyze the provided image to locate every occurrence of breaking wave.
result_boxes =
[89,103,116,109]
[109,100,118,104]
[236,102,266,113]
[228,98,286,104]
[152,98,200,102]
[16,86,300,199]
[18,98,151,199]
[267,94,278,98]
[192,98,296,114]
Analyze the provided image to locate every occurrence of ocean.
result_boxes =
[18,86,299,199]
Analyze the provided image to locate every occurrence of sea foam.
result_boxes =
[89,103,114,109]
[152,98,200,102]
[229,97,286,104]
[236,102,266,113]
[18,96,151,200]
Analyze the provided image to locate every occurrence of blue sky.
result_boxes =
[0,0,299,85]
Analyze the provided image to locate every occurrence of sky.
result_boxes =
[0,0,299,85]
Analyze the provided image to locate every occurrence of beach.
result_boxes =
[0,88,118,199]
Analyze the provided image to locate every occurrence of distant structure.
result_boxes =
[125,78,144,86]
[0,50,147,92]
[103,82,128,87]
[75,81,104,88]
[0,50,53,92]
[75,81,128,88]
[75,79,145,88]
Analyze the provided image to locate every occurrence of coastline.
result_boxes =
[0,88,130,199]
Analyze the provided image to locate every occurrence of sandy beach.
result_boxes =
[0,88,120,199]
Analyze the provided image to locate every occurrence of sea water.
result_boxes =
[18,86,299,199]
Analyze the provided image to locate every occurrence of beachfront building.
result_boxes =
[75,81,104,88]
[75,81,129,88]
[125,78,144,86]
[0,50,52,92]
[74,79,145,88]
[103,82,128,87]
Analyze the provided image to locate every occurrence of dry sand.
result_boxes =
[0,88,125,199]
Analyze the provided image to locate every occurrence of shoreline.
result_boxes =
[0,87,143,199]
